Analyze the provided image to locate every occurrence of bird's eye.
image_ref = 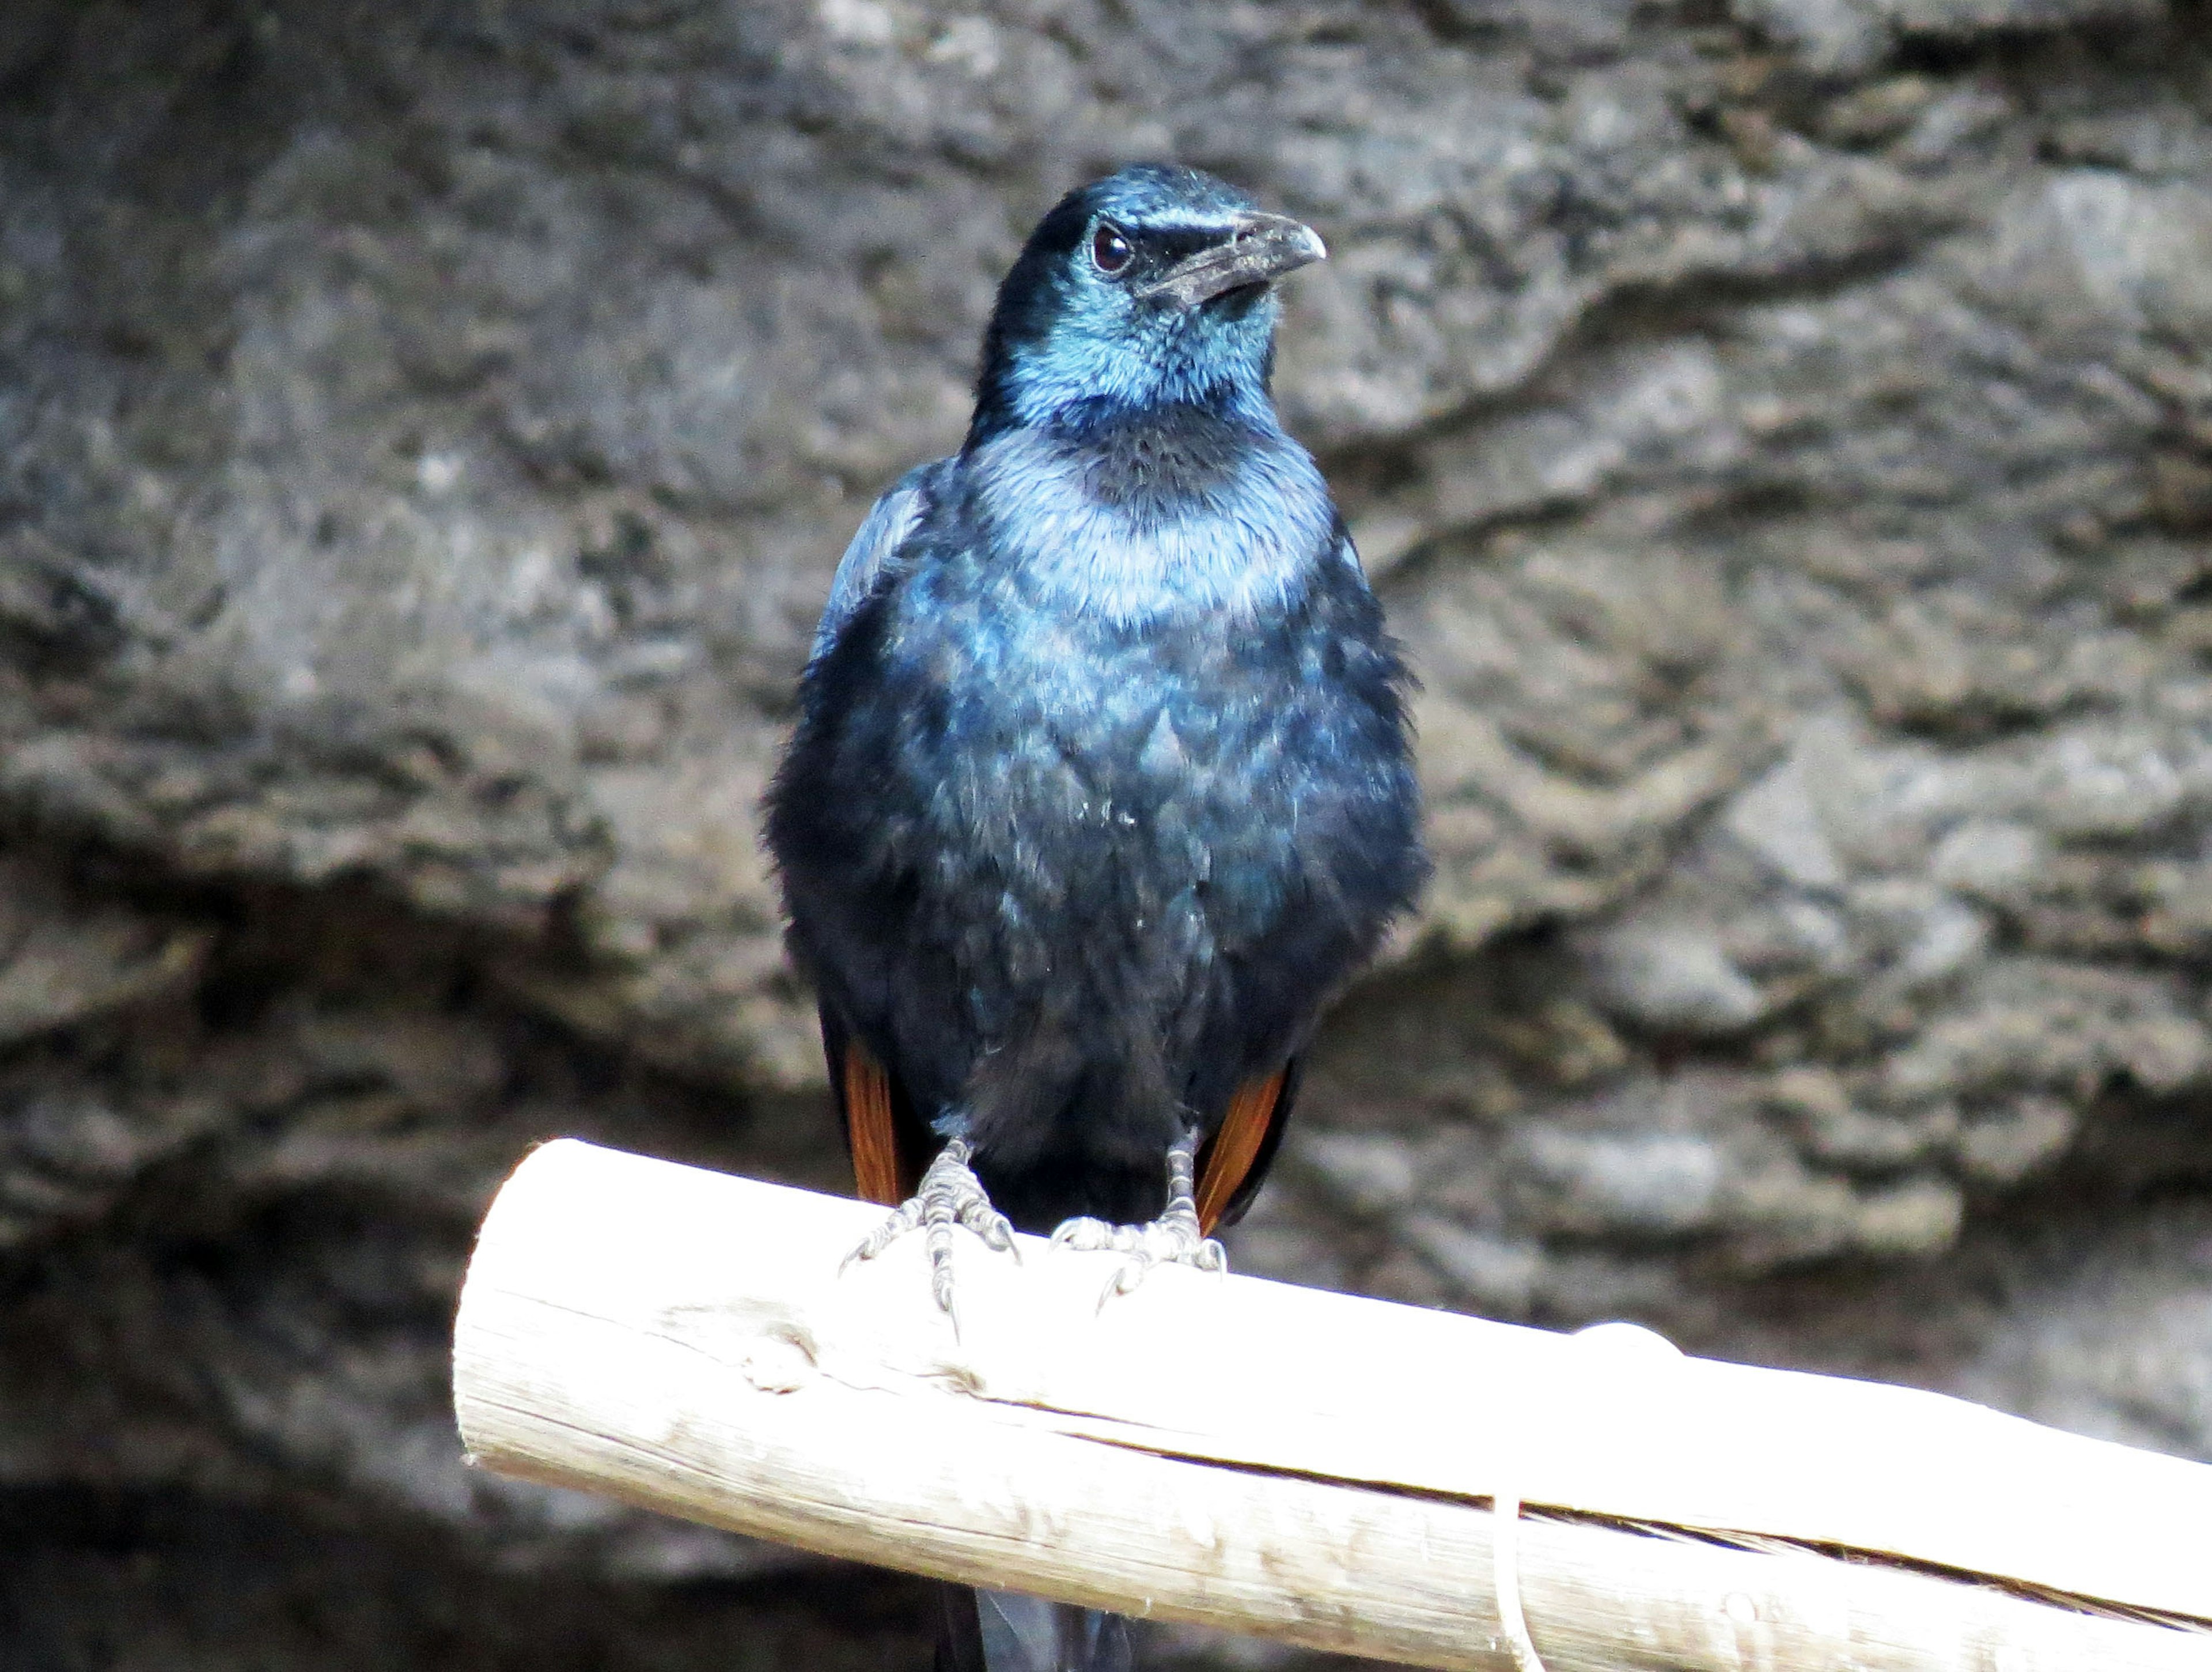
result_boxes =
[1090,224,1133,275]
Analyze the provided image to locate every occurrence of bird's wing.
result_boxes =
[1186,531,1360,1236]
[840,1039,905,1206]
[1193,1061,1303,1234]
[818,1004,931,1206]
[809,458,948,664]
[807,463,948,1202]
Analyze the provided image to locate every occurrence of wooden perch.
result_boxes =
[452,1139,2212,1671]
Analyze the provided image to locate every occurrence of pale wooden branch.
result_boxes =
[452,1139,2212,1671]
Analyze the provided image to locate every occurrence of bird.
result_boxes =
[765,163,1426,1672]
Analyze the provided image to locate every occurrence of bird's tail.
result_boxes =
[936,1584,1132,1672]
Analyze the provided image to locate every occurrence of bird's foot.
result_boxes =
[842,1138,1019,1318]
[1051,1208,1226,1303]
[1050,1129,1225,1307]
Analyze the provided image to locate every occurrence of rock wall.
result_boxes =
[0,1,2207,1665]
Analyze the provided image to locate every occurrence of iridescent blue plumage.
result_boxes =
[766,165,1425,1670]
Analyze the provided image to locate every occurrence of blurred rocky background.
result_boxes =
[0,0,2207,1665]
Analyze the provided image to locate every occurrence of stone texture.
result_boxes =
[0,1,2209,1666]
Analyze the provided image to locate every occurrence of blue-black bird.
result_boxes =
[766,165,1426,1671]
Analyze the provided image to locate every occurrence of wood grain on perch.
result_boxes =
[451,1139,2212,1671]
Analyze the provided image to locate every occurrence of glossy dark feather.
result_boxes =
[767,163,1425,1671]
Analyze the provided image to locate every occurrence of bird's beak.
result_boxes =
[1132,212,1328,308]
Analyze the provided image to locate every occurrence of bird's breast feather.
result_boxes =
[969,428,1339,625]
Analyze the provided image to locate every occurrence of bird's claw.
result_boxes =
[842,1138,1020,1319]
[1052,1208,1226,1306]
[1051,1128,1225,1307]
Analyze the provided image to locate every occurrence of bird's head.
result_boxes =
[967,165,1326,445]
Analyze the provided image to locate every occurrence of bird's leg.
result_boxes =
[1050,1126,1226,1306]
[842,1137,1020,1318]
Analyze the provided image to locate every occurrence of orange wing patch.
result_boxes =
[1194,1068,1286,1235]
[843,1042,904,1206]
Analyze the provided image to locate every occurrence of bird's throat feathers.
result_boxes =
[968,411,1339,625]
[972,293,1281,441]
